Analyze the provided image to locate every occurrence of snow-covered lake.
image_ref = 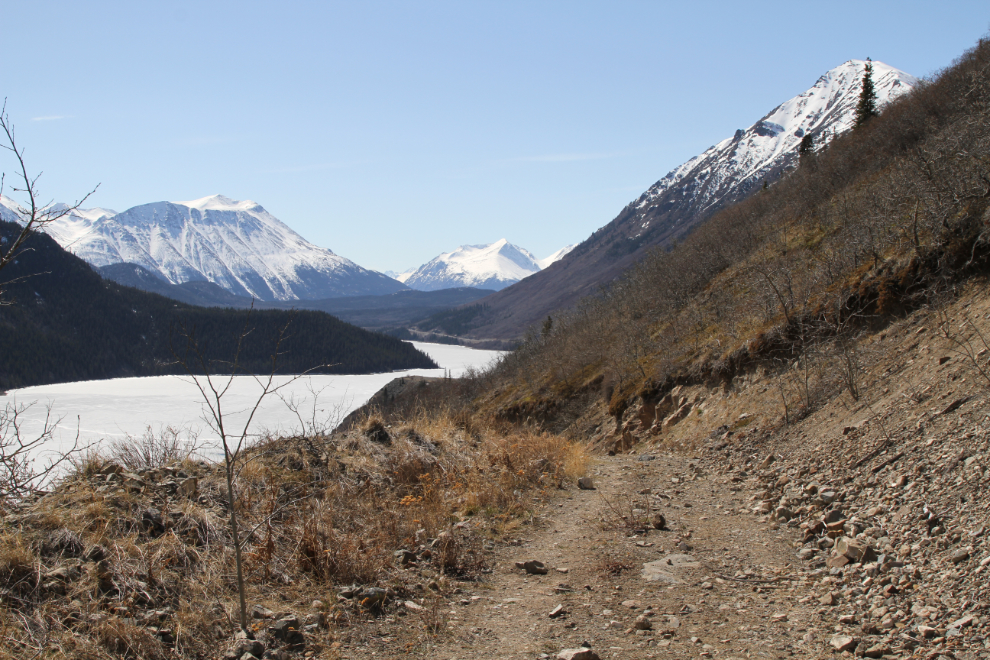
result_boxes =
[1,342,503,464]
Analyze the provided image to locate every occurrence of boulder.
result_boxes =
[829,635,858,652]
[557,649,600,660]
[269,616,304,647]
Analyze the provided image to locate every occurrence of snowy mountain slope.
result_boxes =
[632,60,918,225]
[402,239,543,291]
[4,194,406,301]
[538,244,576,269]
[428,59,919,340]
[0,196,117,246]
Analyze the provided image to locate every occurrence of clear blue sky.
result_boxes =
[3,1,987,272]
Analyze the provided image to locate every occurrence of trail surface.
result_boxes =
[419,452,831,660]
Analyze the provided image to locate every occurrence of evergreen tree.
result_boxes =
[855,58,879,128]
[798,132,815,163]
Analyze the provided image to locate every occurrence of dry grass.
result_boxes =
[0,407,586,658]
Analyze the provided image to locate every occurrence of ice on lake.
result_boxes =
[1,342,504,464]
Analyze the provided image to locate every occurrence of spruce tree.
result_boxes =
[798,132,815,162]
[855,57,879,128]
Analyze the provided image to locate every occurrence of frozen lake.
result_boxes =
[2,342,504,464]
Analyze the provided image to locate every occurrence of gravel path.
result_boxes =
[424,452,831,660]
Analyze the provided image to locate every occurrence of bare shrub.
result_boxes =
[418,594,450,637]
[295,500,391,585]
[0,401,82,506]
[103,425,200,471]
[931,305,990,388]
[432,528,487,578]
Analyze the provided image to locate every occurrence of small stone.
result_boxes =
[549,605,565,618]
[303,612,326,628]
[819,592,837,606]
[949,615,974,629]
[577,477,596,490]
[862,643,889,658]
[774,506,793,522]
[251,605,274,620]
[620,599,642,609]
[515,560,549,575]
[394,549,417,566]
[557,649,600,660]
[949,548,970,564]
[226,638,265,660]
[403,600,424,612]
[759,454,776,470]
[633,615,652,630]
[177,477,198,497]
[917,625,938,638]
[829,634,858,652]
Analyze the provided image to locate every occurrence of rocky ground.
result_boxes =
[339,287,990,660]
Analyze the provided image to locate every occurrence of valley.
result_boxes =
[0,26,988,660]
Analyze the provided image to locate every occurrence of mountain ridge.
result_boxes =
[0,194,406,302]
[422,59,919,341]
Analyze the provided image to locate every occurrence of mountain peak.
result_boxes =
[445,59,921,341]
[173,194,262,213]
[401,239,542,292]
[36,196,406,301]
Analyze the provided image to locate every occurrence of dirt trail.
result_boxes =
[416,452,831,660]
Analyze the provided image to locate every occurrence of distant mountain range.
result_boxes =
[95,260,493,332]
[0,195,574,304]
[420,59,919,341]
[395,239,575,291]
[0,194,405,301]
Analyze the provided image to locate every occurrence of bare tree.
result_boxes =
[170,310,327,633]
[0,101,95,504]
[0,101,97,295]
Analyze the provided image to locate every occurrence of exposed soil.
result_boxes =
[334,451,830,660]
[332,287,990,660]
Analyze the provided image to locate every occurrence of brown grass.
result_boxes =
[0,407,585,658]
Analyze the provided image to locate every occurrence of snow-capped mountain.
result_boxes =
[538,244,576,269]
[401,239,543,291]
[430,59,919,340]
[0,194,405,301]
[633,60,918,225]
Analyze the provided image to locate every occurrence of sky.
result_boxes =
[2,1,988,273]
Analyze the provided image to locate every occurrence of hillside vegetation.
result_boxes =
[461,38,990,425]
[0,224,436,390]
[2,37,990,660]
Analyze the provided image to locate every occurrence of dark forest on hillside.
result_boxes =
[0,223,436,390]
